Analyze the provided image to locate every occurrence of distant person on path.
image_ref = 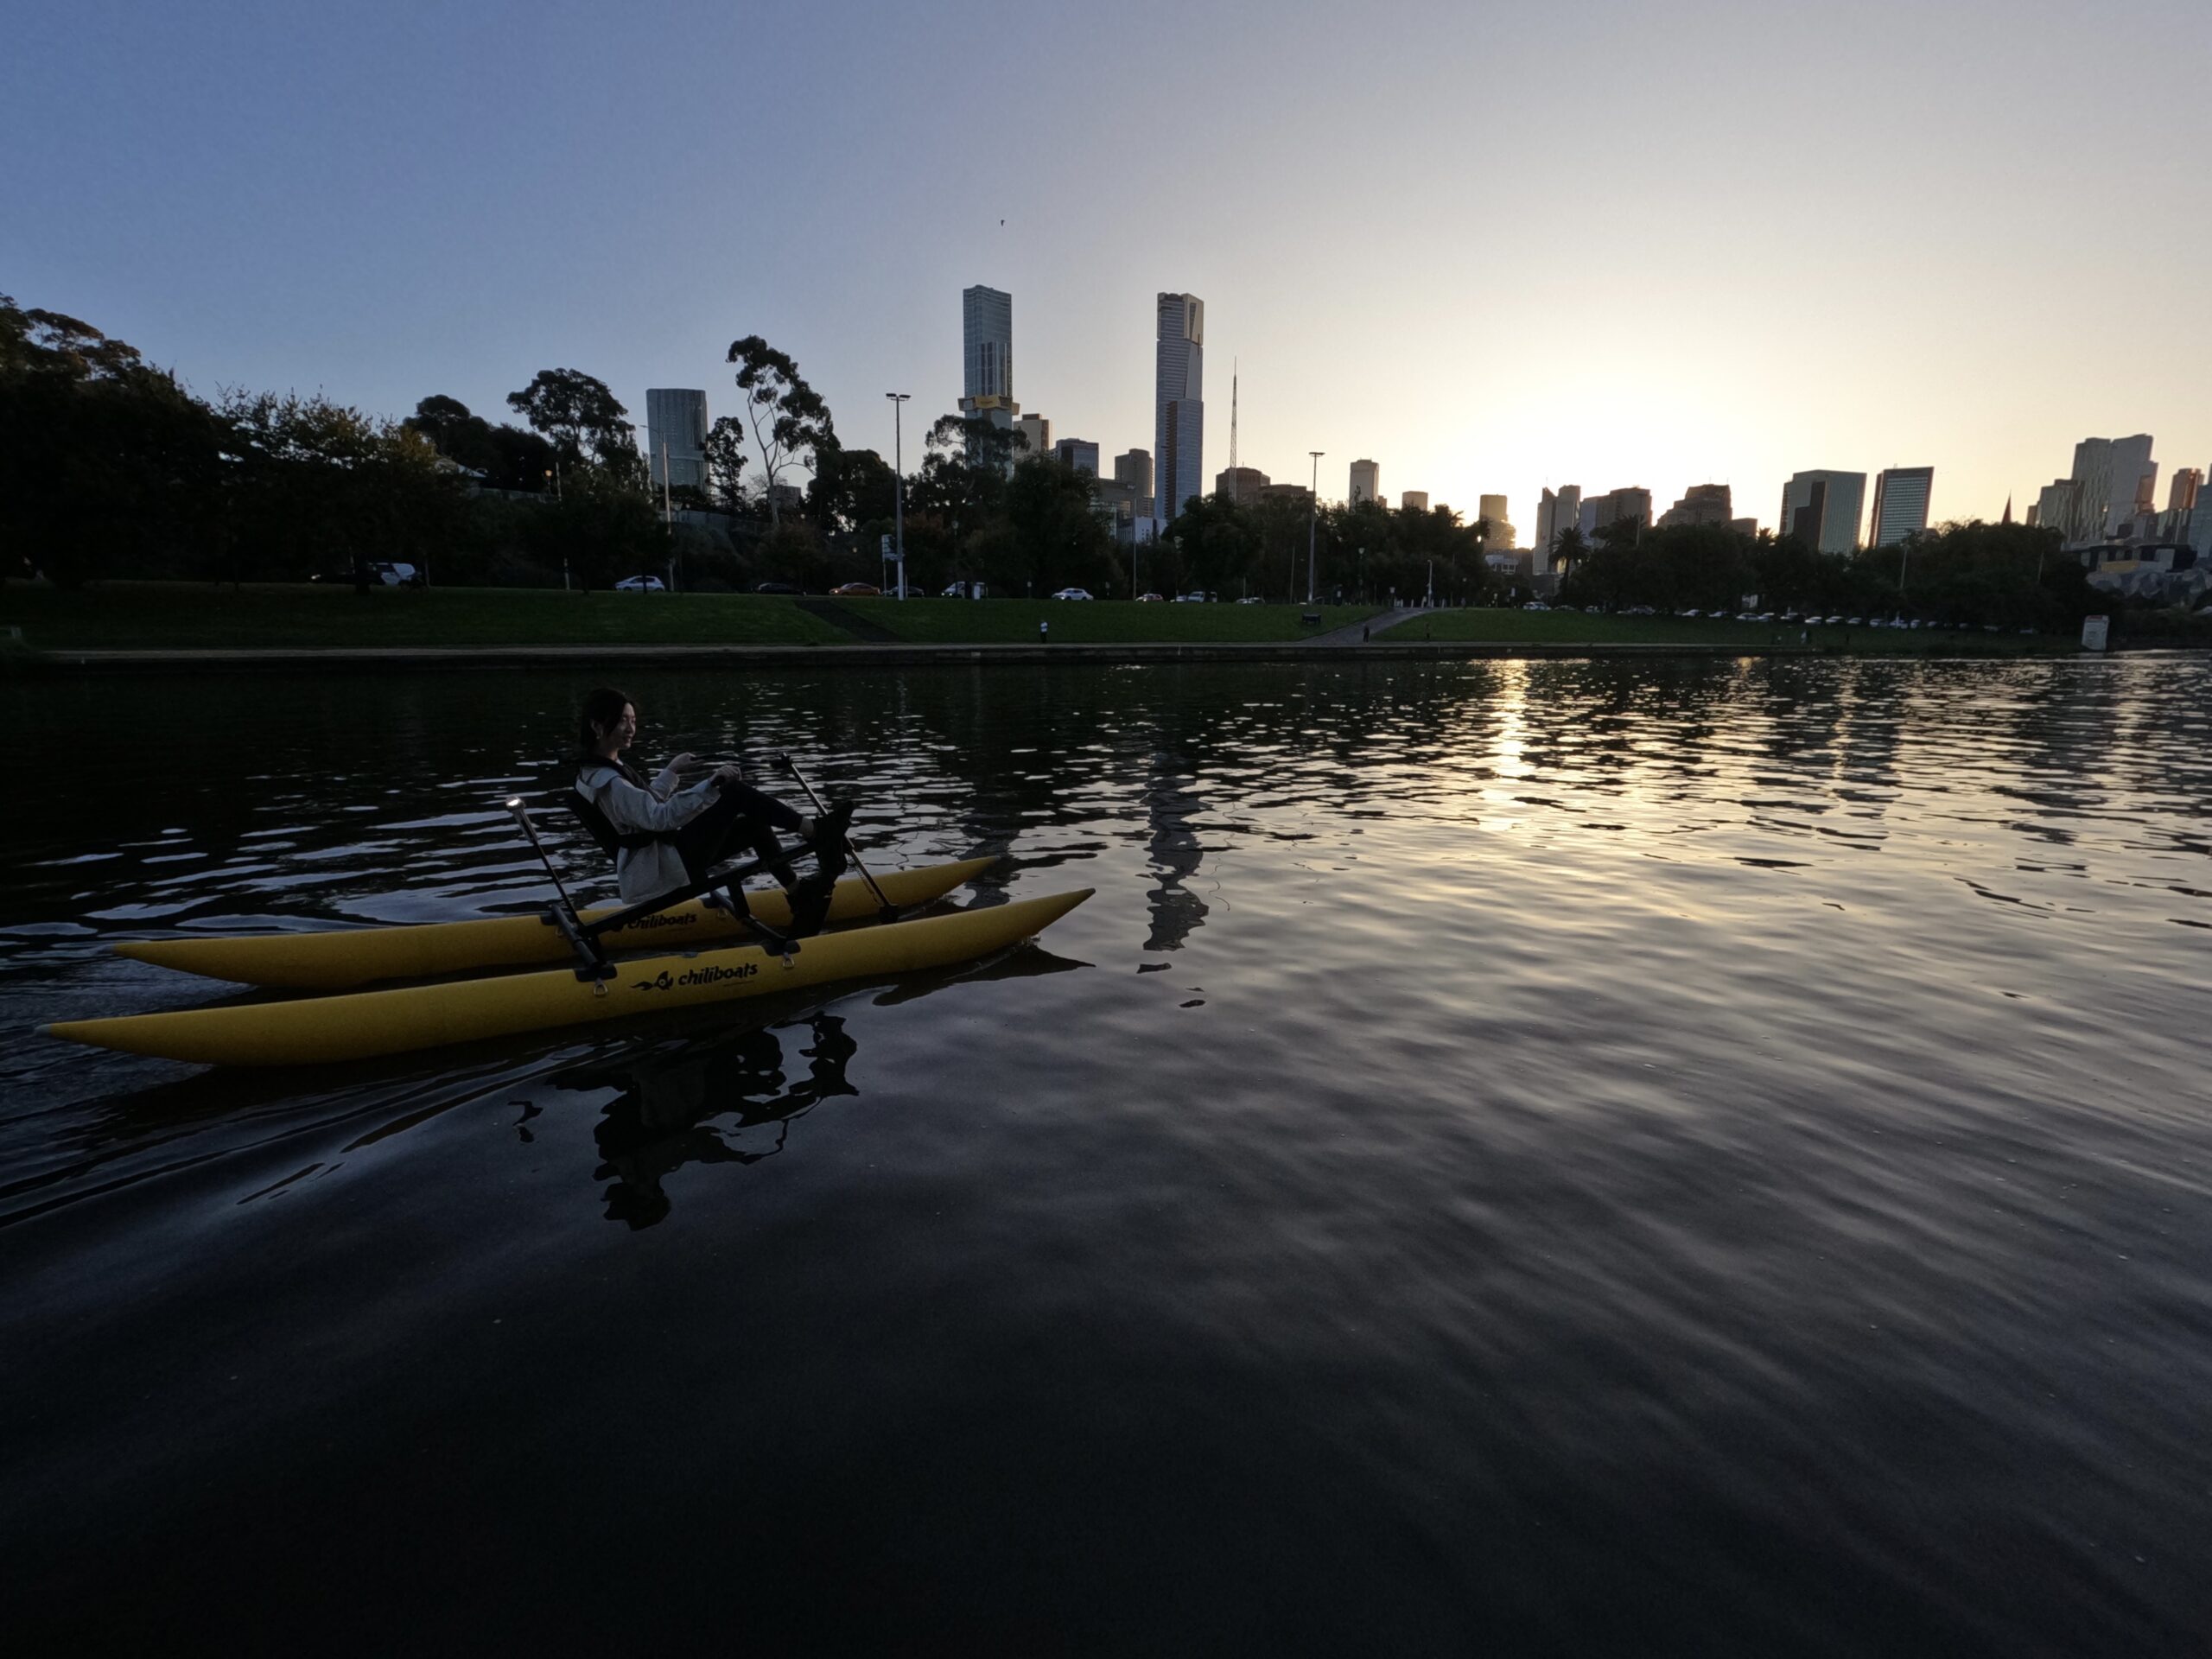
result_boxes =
[572,686,849,923]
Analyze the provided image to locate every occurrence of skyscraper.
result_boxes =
[1535,486,1583,555]
[2060,435,2156,543]
[2170,467,2202,514]
[1116,449,1154,504]
[1154,293,1205,522]
[2032,478,2073,533]
[1401,491,1429,512]
[1778,470,1867,553]
[1348,459,1381,505]
[1866,467,1935,546]
[1017,412,1051,461]
[962,285,1013,404]
[645,389,709,493]
[1054,439,1100,476]
[1479,493,1516,547]
[1657,483,1732,529]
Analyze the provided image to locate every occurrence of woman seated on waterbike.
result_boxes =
[573,686,850,935]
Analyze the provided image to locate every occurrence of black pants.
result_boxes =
[672,780,806,883]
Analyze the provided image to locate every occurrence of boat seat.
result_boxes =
[560,787,635,860]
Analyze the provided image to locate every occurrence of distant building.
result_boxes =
[2044,435,2150,546]
[1657,483,1732,530]
[1730,517,1759,538]
[1478,493,1515,547]
[1348,459,1381,505]
[962,286,1013,404]
[1154,293,1205,522]
[2170,467,2202,514]
[1217,466,1269,502]
[957,285,1020,470]
[1092,477,1142,542]
[1018,413,1052,461]
[1401,490,1429,512]
[1866,467,1935,547]
[2079,541,2209,609]
[767,481,806,515]
[1256,482,1314,509]
[1053,438,1100,475]
[645,389,709,493]
[1535,486,1583,559]
[2057,434,2156,544]
[2031,478,2073,534]
[1576,486,1652,540]
[1116,448,1154,502]
[1778,470,1866,554]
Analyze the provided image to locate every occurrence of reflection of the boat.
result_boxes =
[553,943,1088,1227]
[556,1011,857,1230]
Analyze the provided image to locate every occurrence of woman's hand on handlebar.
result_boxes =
[713,762,745,786]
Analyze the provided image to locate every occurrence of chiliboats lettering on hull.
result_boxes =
[631,961,762,994]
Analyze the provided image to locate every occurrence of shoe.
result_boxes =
[786,874,835,938]
[807,799,855,851]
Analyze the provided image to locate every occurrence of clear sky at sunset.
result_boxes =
[8,0,2208,536]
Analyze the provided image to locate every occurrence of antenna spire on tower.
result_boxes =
[1230,359,1238,472]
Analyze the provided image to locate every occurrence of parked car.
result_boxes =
[1050,588,1094,601]
[1137,592,1166,602]
[1174,592,1209,603]
[1236,596,1265,605]
[941,582,986,599]
[614,574,665,592]
[370,561,423,587]
[754,581,803,595]
[832,582,880,597]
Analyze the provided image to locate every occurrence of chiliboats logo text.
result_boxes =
[630,961,760,993]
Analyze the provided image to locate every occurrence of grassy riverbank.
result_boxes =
[1,582,846,649]
[1378,607,2074,654]
[835,597,1376,643]
[0,582,1380,651]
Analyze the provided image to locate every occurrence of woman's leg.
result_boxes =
[671,781,804,880]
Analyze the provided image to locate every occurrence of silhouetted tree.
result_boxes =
[505,368,635,468]
[725,335,836,524]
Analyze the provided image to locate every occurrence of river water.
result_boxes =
[2,656,2207,1654]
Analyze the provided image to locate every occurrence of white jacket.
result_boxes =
[575,758,717,905]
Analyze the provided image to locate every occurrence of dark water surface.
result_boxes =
[3,657,2208,1654]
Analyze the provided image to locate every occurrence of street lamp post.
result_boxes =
[661,440,677,593]
[886,393,910,600]
[1306,451,1324,604]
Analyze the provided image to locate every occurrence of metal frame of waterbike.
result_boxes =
[771,753,898,925]
[504,798,853,982]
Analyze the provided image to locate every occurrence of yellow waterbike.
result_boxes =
[44,759,1090,1068]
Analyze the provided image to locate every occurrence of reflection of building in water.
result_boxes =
[559,1014,857,1228]
[1143,747,1209,952]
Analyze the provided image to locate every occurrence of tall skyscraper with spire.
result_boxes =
[1154,293,1204,523]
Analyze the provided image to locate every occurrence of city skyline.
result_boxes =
[6,2,2207,537]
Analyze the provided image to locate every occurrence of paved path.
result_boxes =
[1305,606,1428,646]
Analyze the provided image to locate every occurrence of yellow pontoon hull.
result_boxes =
[49,888,1090,1067]
[113,857,1000,989]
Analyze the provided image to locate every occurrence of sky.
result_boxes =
[8,0,2210,538]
